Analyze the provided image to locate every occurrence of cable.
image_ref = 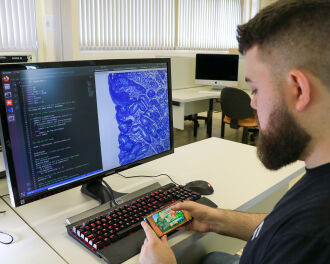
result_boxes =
[0,231,13,245]
[1,199,67,262]
[0,194,9,199]
[102,180,118,207]
[102,173,179,207]
[116,173,179,186]
[0,211,13,245]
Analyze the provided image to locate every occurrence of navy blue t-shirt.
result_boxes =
[240,163,330,264]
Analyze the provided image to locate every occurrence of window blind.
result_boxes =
[79,0,175,50]
[243,0,260,23]
[0,0,37,51]
[178,0,242,50]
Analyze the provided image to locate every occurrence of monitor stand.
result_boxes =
[211,85,225,91]
[81,178,127,204]
[0,170,6,179]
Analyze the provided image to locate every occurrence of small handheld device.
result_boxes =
[144,201,192,237]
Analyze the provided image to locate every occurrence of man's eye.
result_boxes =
[251,89,257,95]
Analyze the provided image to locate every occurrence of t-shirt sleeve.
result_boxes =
[260,233,330,264]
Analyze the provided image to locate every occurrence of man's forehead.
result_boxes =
[244,47,260,82]
[244,46,271,83]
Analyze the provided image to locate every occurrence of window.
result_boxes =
[243,0,260,23]
[0,0,38,51]
[79,0,175,50]
[79,0,255,51]
[178,0,242,50]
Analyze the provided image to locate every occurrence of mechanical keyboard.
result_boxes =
[66,183,217,264]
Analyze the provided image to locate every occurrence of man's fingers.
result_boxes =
[171,200,196,212]
[177,222,193,231]
[141,221,158,241]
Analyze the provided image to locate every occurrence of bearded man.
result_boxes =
[139,0,330,263]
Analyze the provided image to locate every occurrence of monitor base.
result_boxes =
[0,170,6,179]
[211,85,225,90]
[81,178,127,204]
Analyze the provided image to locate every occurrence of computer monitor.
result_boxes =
[0,58,173,207]
[195,53,239,89]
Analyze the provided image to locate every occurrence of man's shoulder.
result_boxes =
[253,187,330,263]
[276,168,330,214]
[260,225,330,264]
[270,177,330,236]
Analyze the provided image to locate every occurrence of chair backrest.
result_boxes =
[220,87,254,122]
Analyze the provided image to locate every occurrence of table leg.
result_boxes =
[207,99,213,137]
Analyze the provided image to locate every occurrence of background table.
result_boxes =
[172,86,221,136]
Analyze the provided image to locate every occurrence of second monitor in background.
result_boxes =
[195,53,239,90]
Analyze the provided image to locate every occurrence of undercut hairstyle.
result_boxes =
[237,0,330,87]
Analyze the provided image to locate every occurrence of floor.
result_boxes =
[173,111,258,148]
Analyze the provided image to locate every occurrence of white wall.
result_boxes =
[35,0,60,61]
[170,57,196,89]
[260,0,278,9]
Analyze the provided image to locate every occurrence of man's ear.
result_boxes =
[287,69,311,112]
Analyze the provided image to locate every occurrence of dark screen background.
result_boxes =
[9,67,102,196]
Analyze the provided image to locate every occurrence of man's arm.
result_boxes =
[214,209,266,241]
[172,201,266,241]
[139,202,267,263]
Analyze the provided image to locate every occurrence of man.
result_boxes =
[139,0,330,263]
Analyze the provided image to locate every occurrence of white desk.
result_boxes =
[172,86,220,135]
[0,198,66,264]
[1,138,305,263]
[0,155,7,197]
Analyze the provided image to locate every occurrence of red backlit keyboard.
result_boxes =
[66,183,217,264]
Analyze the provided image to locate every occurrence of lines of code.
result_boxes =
[20,70,102,192]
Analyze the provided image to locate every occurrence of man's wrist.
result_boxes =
[208,208,226,234]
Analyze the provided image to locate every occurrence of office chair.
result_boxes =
[220,87,258,144]
[185,114,208,137]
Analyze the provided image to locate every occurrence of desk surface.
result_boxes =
[172,86,251,103]
[0,198,66,264]
[1,138,305,263]
[172,86,220,103]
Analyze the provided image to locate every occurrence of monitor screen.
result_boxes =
[0,58,173,207]
[195,54,239,87]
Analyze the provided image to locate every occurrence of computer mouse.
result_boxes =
[185,180,214,195]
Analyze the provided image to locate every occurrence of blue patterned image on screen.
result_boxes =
[108,69,170,166]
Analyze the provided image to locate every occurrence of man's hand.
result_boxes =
[139,221,177,264]
[171,201,219,233]
[173,200,267,241]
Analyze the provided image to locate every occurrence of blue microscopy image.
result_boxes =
[108,69,171,166]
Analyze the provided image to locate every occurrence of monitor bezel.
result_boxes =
[0,58,174,207]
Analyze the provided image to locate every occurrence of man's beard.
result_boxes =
[257,103,311,170]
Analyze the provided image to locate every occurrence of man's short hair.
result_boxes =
[237,0,330,87]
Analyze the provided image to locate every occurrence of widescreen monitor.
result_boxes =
[0,58,173,207]
[195,53,239,88]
